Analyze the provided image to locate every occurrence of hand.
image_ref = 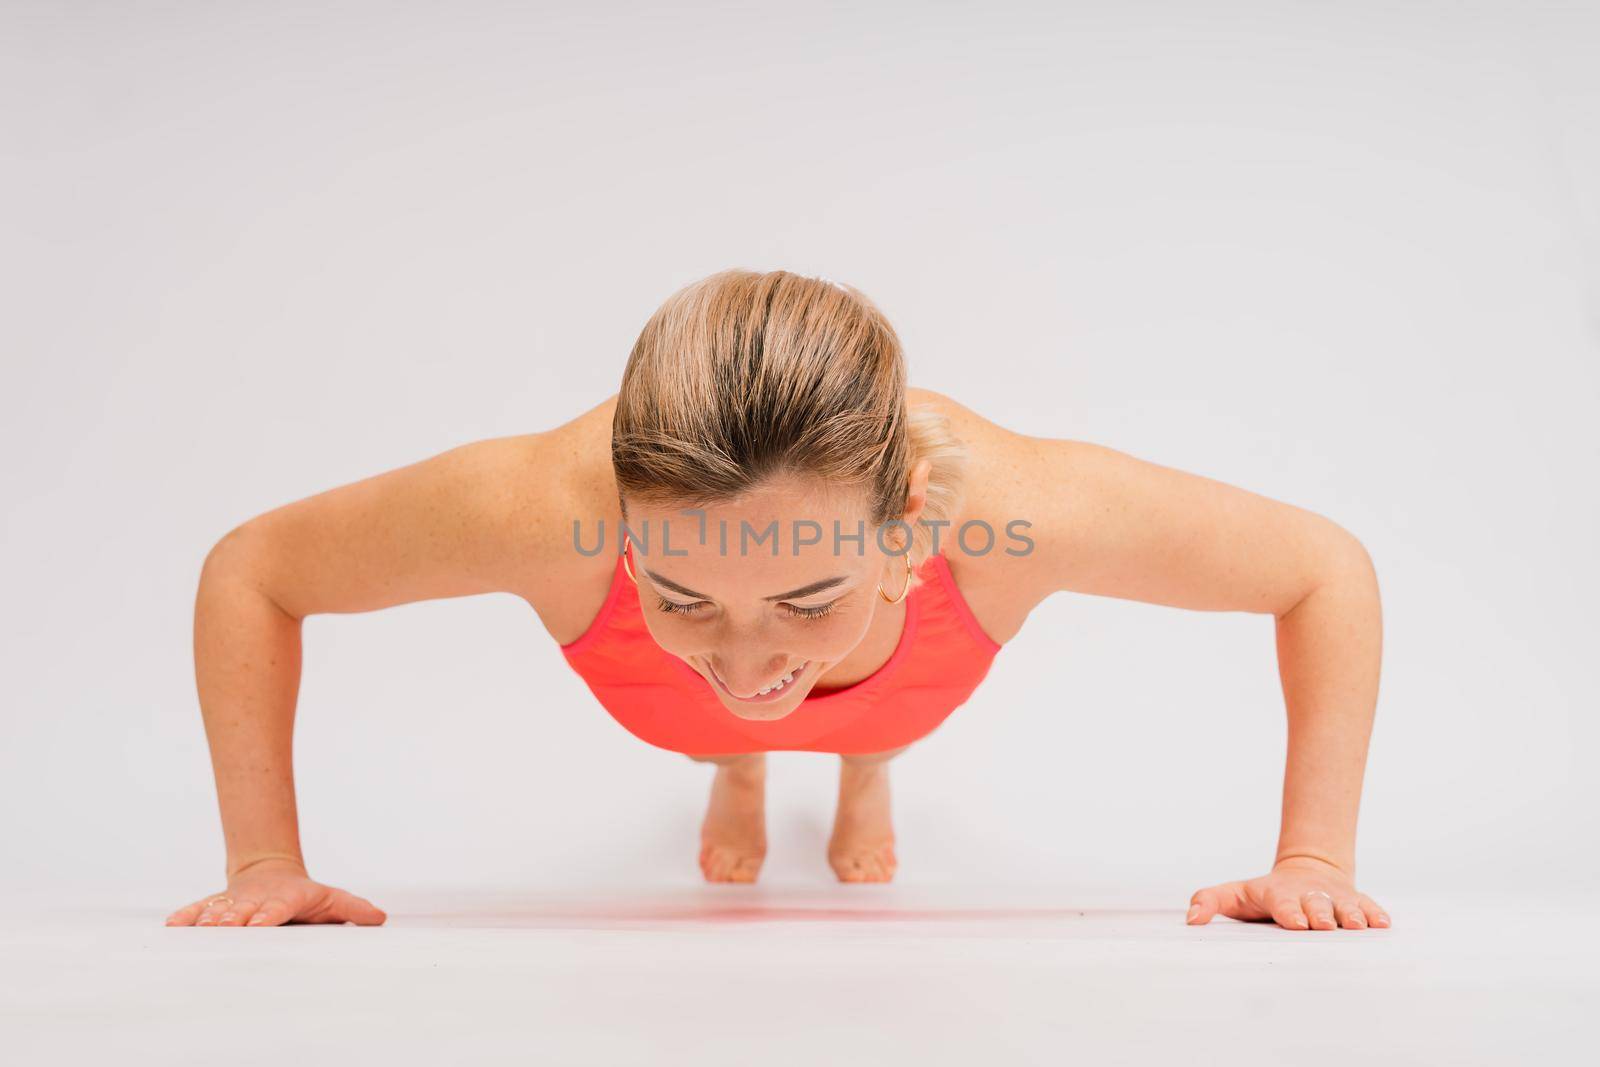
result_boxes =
[164,857,388,928]
[1185,856,1391,931]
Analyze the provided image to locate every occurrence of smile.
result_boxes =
[706,660,810,703]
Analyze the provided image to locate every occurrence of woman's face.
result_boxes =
[623,476,906,722]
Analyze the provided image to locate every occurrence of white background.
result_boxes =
[3,0,1596,914]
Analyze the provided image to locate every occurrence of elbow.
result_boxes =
[199,521,297,620]
[1278,519,1380,621]
[201,521,260,579]
[1327,522,1379,592]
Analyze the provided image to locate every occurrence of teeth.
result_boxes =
[756,666,800,696]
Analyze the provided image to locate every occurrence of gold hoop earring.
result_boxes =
[621,535,639,585]
[877,551,912,604]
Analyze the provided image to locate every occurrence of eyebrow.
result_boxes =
[642,570,850,602]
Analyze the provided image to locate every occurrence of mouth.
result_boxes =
[704,660,810,704]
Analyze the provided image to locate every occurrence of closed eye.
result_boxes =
[655,596,706,616]
[654,597,838,621]
[781,601,837,620]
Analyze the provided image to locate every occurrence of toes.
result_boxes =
[727,855,761,884]
[699,845,763,883]
[831,847,896,883]
[1335,898,1367,929]
[871,846,898,882]
[700,844,725,881]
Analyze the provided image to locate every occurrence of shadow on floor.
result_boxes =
[393,899,1178,929]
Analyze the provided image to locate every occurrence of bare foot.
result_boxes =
[698,755,767,883]
[828,759,898,883]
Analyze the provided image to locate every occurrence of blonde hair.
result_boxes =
[612,268,967,588]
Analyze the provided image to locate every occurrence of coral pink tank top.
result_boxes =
[559,552,1004,755]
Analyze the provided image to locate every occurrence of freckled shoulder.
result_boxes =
[513,393,626,646]
[905,387,1050,646]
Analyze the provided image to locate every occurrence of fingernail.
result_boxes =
[220,913,237,923]
[1186,906,1200,921]
[247,914,266,925]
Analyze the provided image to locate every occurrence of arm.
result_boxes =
[175,431,565,926]
[1003,435,1388,931]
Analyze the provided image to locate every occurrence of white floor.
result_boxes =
[2,886,1595,1065]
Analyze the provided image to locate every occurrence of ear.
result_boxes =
[900,457,934,530]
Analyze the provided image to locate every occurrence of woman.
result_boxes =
[167,269,1390,932]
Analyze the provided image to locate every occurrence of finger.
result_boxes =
[1358,894,1392,929]
[1186,888,1222,925]
[1270,896,1310,930]
[217,899,262,927]
[165,900,209,927]
[1334,897,1367,929]
[328,888,388,926]
[1302,891,1338,930]
[195,896,237,926]
[1190,882,1261,924]
[246,899,292,927]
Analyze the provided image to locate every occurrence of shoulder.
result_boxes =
[452,394,618,539]
[902,388,1184,643]
[460,395,623,639]
[903,386,1038,523]
[903,387,1055,644]
[520,392,620,515]
[905,386,1122,532]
